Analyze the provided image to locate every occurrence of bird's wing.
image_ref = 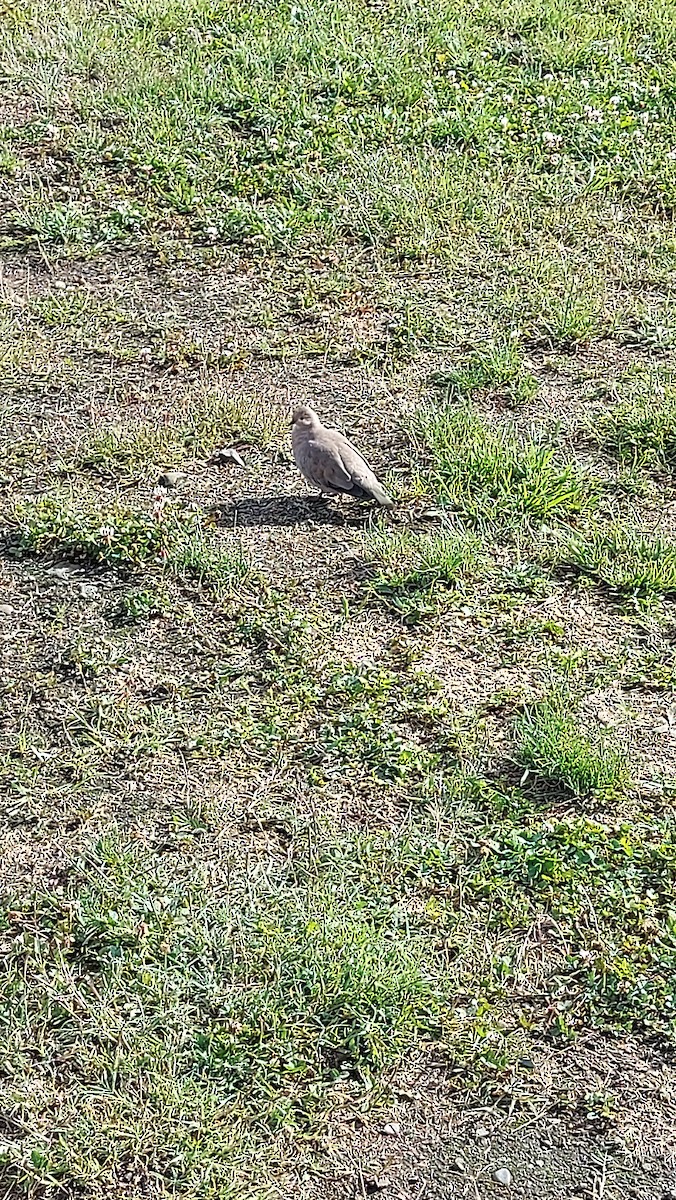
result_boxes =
[331,432,393,504]
[302,432,354,492]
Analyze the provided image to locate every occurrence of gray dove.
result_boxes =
[291,405,393,506]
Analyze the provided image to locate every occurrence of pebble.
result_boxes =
[0,604,14,615]
[78,582,98,599]
[209,446,245,468]
[475,1126,490,1140]
[48,565,78,581]
[493,1168,513,1187]
[450,1157,466,1173]
[159,470,186,488]
[381,1122,400,1137]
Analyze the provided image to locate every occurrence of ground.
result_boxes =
[1,2,676,1198]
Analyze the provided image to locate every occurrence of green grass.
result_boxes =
[515,692,630,798]
[465,813,676,1038]
[0,830,445,1196]
[2,627,676,1194]
[2,0,676,263]
[12,492,251,596]
[431,338,538,404]
[365,527,485,619]
[76,393,286,477]
[593,370,676,470]
[4,800,676,1194]
[77,425,185,475]
[2,791,675,1196]
[413,403,593,521]
[553,525,676,600]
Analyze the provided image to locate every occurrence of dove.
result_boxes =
[291,405,394,506]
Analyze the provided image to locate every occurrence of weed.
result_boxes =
[0,830,446,1191]
[468,813,676,1037]
[309,665,447,784]
[32,289,127,330]
[14,493,198,567]
[168,531,252,597]
[184,390,287,453]
[75,392,287,476]
[533,277,603,349]
[113,585,174,623]
[414,404,593,521]
[3,0,676,265]
[3,0,676,1191]
[77,425,183,476]
[383,298,455,359]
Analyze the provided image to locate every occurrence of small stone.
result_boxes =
[381,1122,400,1137]
[450,1157,466,1173]
[78,582,98,599]
[493,1168,513,1187]
[0,604,14,615]
[159,470,186,488]
[209,446,245,468]
[475,1125,490,1139]
[365,1178,389,1193]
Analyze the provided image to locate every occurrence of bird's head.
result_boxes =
[291,404,318,429]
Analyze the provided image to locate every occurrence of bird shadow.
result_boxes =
[209,494,373,529]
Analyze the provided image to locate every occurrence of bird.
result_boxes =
[291,405,394,507]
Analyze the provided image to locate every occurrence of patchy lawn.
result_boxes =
[1,1,676,1198]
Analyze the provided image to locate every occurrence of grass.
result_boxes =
[3,792,676,1195]
[77,425,185,476]
[3,0,676,262]
[12,492,251,596]
[553,525,676,600]
[0,830,444,1195]
[2,784,675,1196]
[515,692,630,798]
[413,402,593,521]
[365,527,485,619]
[593,370,676,470]
[465,813,676,1038]
[76,393,287,477]
[430,339,538,405]
[2,0,676,1194]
